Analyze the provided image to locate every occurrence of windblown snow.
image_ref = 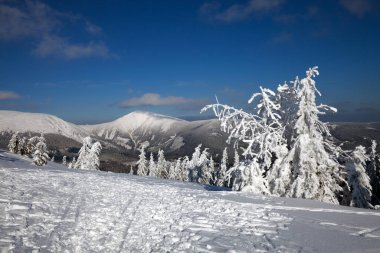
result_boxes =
[1,151,380,252]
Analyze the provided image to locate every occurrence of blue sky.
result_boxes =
[0,0,380,123]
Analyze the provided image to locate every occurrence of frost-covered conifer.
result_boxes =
[148,153,157,177]
[188,145,202,182]
[216,148,228,187]
[89,141,102,170]
[233,150,239,167]
[18,137,27,155]
[168,162,176,180]
[136,146,148,176]
[8,132,20,153]
[62,156,67,166]
[74,137,101,170]
[348,146,373,208]
[231,159,269,194]
[33,140,49,166]
[198,148,212,184]
[368,140,380,205]
[157,149,167,178]
[174,158,182,180]
[282,67,342,204]
[51,156,55,162]
[181,156,190,181]
[26,136,39,156]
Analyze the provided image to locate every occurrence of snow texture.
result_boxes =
[1,151,380,252]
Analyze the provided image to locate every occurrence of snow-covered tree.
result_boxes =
[230,159,269,194]
[74,137,102,170]
[33,140,49,166]
[8,132,20,153]
[89,141,102,170]
[174,158,183,181]
[168,162,176,180]
[281,67,342,204]
[367,140,380,205]
[136,146,148,176]
[347,146,373,209]
[148,153,157,177]
[75,137,92,169]
[198,148,212,184]
[187,145,202,182]
[62,156,67,166]
[203,67,342,204]
[216,148,228,187]
[26,136,39,156]
[51,156,55,162]
[157,149,167,178]
[233,150,240,167]
[181,156,190,181]
[18,137,27,155]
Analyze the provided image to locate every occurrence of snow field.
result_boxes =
[0,155,298,252]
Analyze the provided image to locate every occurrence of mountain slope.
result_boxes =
[83,111,230,157]
[0,110,89,142]
[1,151,380,252]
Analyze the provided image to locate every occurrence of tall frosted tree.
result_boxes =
[157,149,167,178]
[89,141,102,170]
[216,148,228,187]
[348,146,373,208]
[233,150,240,167]
[136,146,148,176]
[368,140,380,205]
[282,67,342,204]
[75,137,93,169]
[148,153,157,177]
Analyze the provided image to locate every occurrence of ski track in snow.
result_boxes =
[0,166,299,252]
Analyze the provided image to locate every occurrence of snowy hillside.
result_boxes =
[1,151,380,252]
[0,110,89,142]
[83,111,227,154]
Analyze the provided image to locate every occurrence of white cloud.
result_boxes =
[0,0,111,59]
[0,91,20,100]
[339,0,371,17]
[200,0,285,22]
[119,93,209,110]
[33,36,110,59]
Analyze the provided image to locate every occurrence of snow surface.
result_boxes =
[1,151,380,252]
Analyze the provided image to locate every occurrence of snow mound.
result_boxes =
[0,110,89,141]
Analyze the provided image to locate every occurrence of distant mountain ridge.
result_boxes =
[0,110,229,160]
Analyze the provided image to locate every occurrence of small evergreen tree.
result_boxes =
[148,153,157,177]
[75,137,93,169]
[136,146,148,176]
[33,140,49,166]
[89,141,102,170]
[157,149,167,178]
[348,146,373,209]
[62,156,67,166]
[216,148,228,187]
[8,132,20,153]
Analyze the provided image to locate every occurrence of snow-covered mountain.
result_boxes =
[82,111,229,156]
[1,151,380,252]
[0,110,89,142]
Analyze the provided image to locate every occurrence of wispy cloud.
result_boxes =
[339,0,372,17]
[119,93,209,110]
[200,0,285,23]
[33,35,110,59]
[0,0,111,59]
[0,91,20,100]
